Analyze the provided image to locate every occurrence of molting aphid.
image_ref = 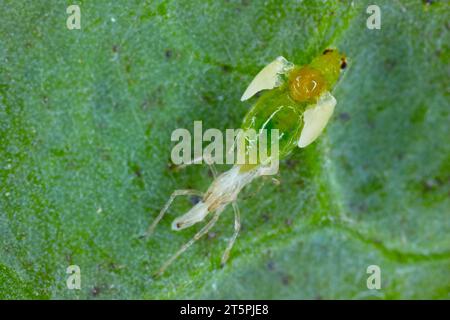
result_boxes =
[147,49,347,276]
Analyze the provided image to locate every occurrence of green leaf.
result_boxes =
[0,0,449,299]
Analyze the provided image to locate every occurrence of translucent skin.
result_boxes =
[241,86,303,165]
[239,49,346,171]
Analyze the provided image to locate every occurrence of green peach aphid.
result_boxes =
[148,49,347,276]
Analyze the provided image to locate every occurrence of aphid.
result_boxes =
[147,49,347,276]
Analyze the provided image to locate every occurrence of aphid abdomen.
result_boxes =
[241,89,303,161]
[171,201,209,231]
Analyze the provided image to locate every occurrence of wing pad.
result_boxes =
[298,92,337,148]
[241,56,294,101]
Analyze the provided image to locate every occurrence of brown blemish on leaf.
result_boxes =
[280,273,293,286]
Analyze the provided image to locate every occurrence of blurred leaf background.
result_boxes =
[0,0,449,299]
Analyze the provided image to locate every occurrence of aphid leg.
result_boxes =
[175,155,203,170]
[242,184,261,199]
[203,154,218,178]
[154,207,224,277]
[175,154,218,178]
[241,175,279,201]
[220,201,241,267]
[146,189,204,238]
[261,174,281,187]
[271,177,281,186]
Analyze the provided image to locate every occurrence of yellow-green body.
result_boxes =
[239,50,346,170]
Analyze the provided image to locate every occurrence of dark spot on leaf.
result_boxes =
[285,159,298,169]
[134,166,142,178]
[112,45,119,53]
[384,58,396,71]
[221,64,232,73]
[323,48,334,55]
[350,201,368,214]
[165,49,172,59]
[281,273,293,286]
[339,112,351,122]
[266,260,275,271]
[129,162,143,179]
[108,262,120,271]
[91,286,101,296]
[294,178,305,187]
[202,92,215,105]
[261,213,270,223]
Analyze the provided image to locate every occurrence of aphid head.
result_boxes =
[311,48,347,87]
